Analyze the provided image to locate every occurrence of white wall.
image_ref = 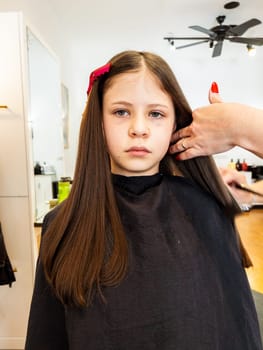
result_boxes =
[167,54,263,168]
[1,0,262,176]
[48,0,263,172]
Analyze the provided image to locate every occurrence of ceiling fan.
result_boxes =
[164,15,263,57]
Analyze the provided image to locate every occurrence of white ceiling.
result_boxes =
[38,0,263,121]
[40,0,263,109]
[2,0,263,109]
[46,0,263,60]
[1,0,263,72]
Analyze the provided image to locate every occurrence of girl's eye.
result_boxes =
[150,111,164,119]
[114,109,129,117]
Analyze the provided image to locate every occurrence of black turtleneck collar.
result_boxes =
[112,173,163,195]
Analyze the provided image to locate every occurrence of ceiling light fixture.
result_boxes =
[163,14,263,57]
[247,44,256,56]
[169,39,175,51]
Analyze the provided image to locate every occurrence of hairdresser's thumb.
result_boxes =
[209,81,223,104]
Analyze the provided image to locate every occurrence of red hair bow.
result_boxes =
[87,63,111,95]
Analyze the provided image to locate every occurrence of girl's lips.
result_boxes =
[126,146,151,156]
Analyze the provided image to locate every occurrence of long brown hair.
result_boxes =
[41,50,250,307]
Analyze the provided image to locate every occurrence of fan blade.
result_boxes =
[189,25,216,38]
[228,37,263,46]
[212,40,223,57]
[227,18,261,36]
[176,40,209,50]
[164,36,209,40]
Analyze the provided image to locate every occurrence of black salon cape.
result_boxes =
[25,174,262,350]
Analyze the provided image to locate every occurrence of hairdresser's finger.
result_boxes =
[208,82,223,104]
[169,137,192,155]
[219,167,248,187]
[170,126,190,143]
[172,147,200,160]
[169,142,181,154]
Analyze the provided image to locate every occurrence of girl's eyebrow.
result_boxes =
[111,101,169,109]
[148,103,169,109]
[111,101,132,106]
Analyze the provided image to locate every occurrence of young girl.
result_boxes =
[25,51,262,349]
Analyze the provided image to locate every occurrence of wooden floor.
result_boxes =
[236,209,263,293]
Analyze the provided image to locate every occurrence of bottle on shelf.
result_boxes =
[241,159,248,171]
[58,177,72,203]
[236,159,242,171]
[34,162,43,175]
[228,158,236,170]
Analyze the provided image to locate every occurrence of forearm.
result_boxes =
[229,103,263,158]
[250,181,263,203]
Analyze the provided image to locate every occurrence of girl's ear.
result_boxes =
[171,120,177,136]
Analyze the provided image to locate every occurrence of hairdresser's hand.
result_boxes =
[169,84,237,160]
[219,168,252,205]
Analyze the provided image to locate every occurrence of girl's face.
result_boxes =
[102,68,175,176]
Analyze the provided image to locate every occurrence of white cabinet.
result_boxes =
[34,175,53,223]
[0,12,36,349]
[0,12,63,349]
[0,13,29,197]
[0,113,29,197]
[0,198,34,349]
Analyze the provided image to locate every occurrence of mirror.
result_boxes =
[27,28,65,223]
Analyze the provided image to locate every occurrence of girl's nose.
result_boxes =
[128,116,150,138]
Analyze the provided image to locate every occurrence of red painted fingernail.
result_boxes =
[211,81,219,93]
